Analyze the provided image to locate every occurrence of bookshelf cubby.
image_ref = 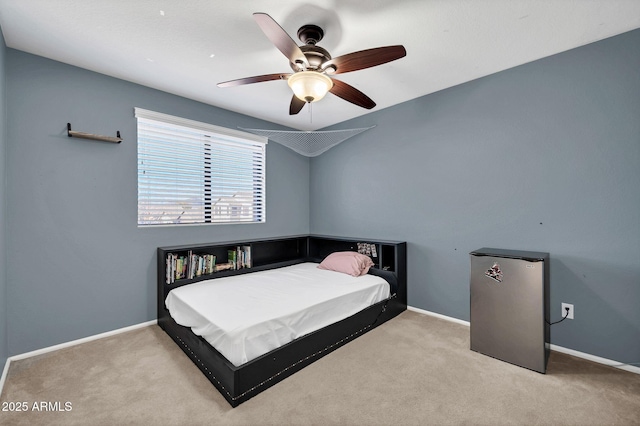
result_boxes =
[306,235,403,272]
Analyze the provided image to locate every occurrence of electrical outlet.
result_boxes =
[561,303,574,320]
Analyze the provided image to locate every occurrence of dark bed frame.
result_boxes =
[157,234,407,407]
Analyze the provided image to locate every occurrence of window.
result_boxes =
[136,108,267,226]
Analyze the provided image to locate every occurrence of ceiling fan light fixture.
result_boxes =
[288,71,333,103]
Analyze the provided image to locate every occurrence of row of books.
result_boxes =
[165,252,216,284]
[228,245,252,270]
[164,245,252,284]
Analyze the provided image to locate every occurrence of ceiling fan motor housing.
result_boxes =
[290,25,331,71]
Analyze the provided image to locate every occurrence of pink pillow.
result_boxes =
[318,251,374,277]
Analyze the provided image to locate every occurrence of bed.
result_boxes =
[157,235,407,406]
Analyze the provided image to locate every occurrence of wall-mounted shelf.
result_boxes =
[67,123,122,144]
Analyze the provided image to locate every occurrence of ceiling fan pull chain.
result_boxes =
[309,101,313,123]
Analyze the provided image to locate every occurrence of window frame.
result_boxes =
[135,108,268,227]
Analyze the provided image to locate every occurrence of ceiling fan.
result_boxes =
[217,13,407,115]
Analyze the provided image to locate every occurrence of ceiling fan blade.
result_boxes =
[289,95,306,115]
[253,13,309,68]
[324,45,406,74]
[329,79,376,109]
[217,73,290,88]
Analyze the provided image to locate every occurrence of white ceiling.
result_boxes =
[1,1,639,131]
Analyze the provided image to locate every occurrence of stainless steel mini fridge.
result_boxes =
[470,248,550,373]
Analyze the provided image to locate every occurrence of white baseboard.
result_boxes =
[549,344,640,375]
[407,305,640,375]
[0,320,157,396]
[407,305,471,327]
[6,320,158,362]
[0,357,10,398]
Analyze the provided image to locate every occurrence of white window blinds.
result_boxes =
[135,108,267,226]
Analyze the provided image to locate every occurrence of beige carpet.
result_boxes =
[1,310,639,425]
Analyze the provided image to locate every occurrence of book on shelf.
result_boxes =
[242,245,252,268]
[214,262,234,272]
[228,249,237,270]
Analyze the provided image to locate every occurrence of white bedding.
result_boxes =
[165,262,390,366]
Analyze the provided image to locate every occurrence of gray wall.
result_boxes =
[5,50,309,355]
[310,30,640,364]
[0,28,7,368]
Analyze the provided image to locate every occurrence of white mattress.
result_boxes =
[165,262,390,366]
